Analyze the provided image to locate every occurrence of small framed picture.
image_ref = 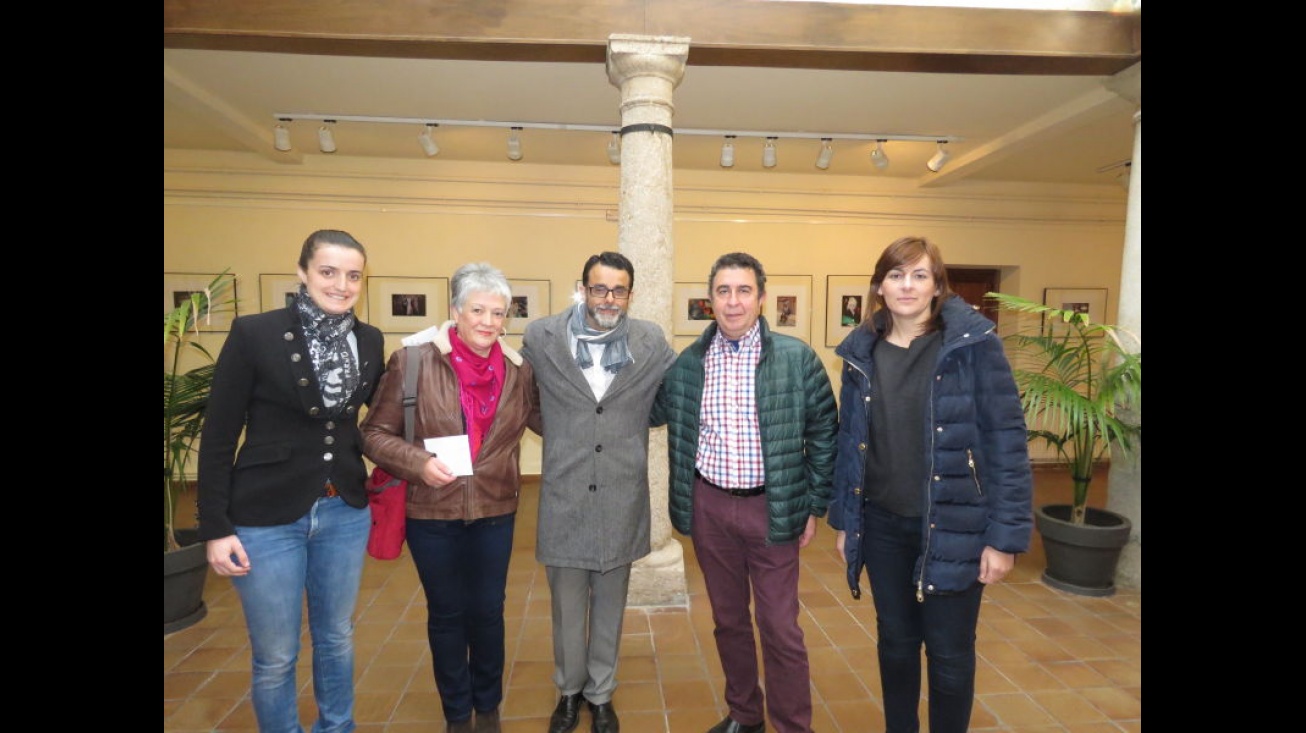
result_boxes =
[674,282,714,336]
[825,275,872,347]
[367,276,449,333]
[164,272,238,332]
[506,279,552,334]
[259,273,302,312]
[764,274,812,344]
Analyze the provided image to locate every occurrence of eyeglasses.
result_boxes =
[587,285,631,300]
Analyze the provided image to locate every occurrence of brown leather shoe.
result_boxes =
[474,708,501,733]
[548,693,583,733]
[706,716,765,733]
[588,700,619,733]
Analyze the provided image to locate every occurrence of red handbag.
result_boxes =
[365,345,420,561]
[366,467,407,560]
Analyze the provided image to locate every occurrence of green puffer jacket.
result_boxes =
[651,317,838,544]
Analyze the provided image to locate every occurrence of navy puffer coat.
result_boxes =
[828,295,1032,598]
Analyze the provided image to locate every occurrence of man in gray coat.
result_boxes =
[521,251,676,733]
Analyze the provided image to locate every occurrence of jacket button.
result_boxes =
[309,407,321,416]
[853,487,861,495]
[324,436,335,446]
[291,353,302,362]
[326,421,336,430]
[933,475,941,481]
[936,426,944,432]
[298,378,310,387]
[324,452,334,462]
[858,442,867,451]
[595,445,602,452]
[596,406,604,414]
[346,405,356,415]
[283,331,295,341]
[589,484,597,492]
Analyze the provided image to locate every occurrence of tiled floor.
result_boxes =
[165,466,1140,732]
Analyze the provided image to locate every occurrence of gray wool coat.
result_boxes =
[521,309,676,572]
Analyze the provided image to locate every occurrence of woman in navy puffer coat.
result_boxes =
[827,236,1031,733]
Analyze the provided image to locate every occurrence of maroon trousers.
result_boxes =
[691,475,813,733]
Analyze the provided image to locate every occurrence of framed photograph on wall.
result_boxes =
[259,273,301,312]
[506,279,551,334]
[674,282,714,336]
[163,272,237,332]
[367,276,449,333]
[764,274,812,344]
[825,275,872,347]
[1043,287,1107,333]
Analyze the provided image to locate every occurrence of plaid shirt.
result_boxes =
[695,322,765,488]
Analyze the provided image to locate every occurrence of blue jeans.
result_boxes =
[406,512,516,722]
[232,496,370,733]
[861,502,983,733]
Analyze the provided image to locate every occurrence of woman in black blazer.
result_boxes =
[197,229,385,733]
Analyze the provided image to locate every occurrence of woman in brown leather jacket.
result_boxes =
[362,262,541,733]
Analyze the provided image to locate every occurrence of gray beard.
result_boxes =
[589,306,623,330]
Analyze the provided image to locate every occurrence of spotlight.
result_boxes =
[762,137,778,168]
[273,119,292,152]
[607,131,621,165]
[926,141,950,172]
[317,121,337,154]
[506,127,523,161]
[418,124,440,157]
[870,140,889,170]
[815,138,834,170]
[720,135,736,168]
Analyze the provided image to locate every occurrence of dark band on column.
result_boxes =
[619,123,674,137]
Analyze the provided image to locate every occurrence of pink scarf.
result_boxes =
[448,328,505,462]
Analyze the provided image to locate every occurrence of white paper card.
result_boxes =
[423,435,474,476]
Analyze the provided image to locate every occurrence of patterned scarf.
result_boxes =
[569,301,633,374]
[448,328,505,462]
[294,284,359,415]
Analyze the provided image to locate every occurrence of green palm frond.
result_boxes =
[987,291,1141,523]
[165,271,236,550]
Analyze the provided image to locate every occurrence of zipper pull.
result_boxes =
[916,583,924,603]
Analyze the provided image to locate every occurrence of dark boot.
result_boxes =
[588,700,620,733]
[474,708,501,733]
[548,692,583,733]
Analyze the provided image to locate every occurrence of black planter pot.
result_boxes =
[165,528,209,634]
[1034,504,1132,597]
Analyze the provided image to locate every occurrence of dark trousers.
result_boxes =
[861,503,984,733]
[406,512,516,722]
[691,475,812,733]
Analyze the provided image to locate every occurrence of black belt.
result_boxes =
[695,470,765,498]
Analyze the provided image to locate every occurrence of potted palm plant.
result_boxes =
[164,270,236,633]
[987,291,1141,597]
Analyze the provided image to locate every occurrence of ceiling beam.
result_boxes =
[164,0,1140,76]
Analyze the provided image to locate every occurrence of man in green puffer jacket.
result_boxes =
[651,252,837,733]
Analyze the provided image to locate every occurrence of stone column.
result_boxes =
[1105,64,1141,591]
[606,33,690,607]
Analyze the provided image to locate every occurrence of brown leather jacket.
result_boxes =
[361,322,542,521]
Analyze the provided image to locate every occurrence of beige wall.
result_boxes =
[165,150,1128,470]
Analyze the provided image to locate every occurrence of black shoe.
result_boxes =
[588,700,619,733]
[706,716,765,733]
[548,693,583,733]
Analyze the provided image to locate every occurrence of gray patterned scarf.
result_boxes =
[569,301,633,374]
[294,284,360,415]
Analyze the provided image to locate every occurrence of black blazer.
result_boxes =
[197,307,385,540]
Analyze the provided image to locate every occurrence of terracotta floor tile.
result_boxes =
[167,469,1142,732]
